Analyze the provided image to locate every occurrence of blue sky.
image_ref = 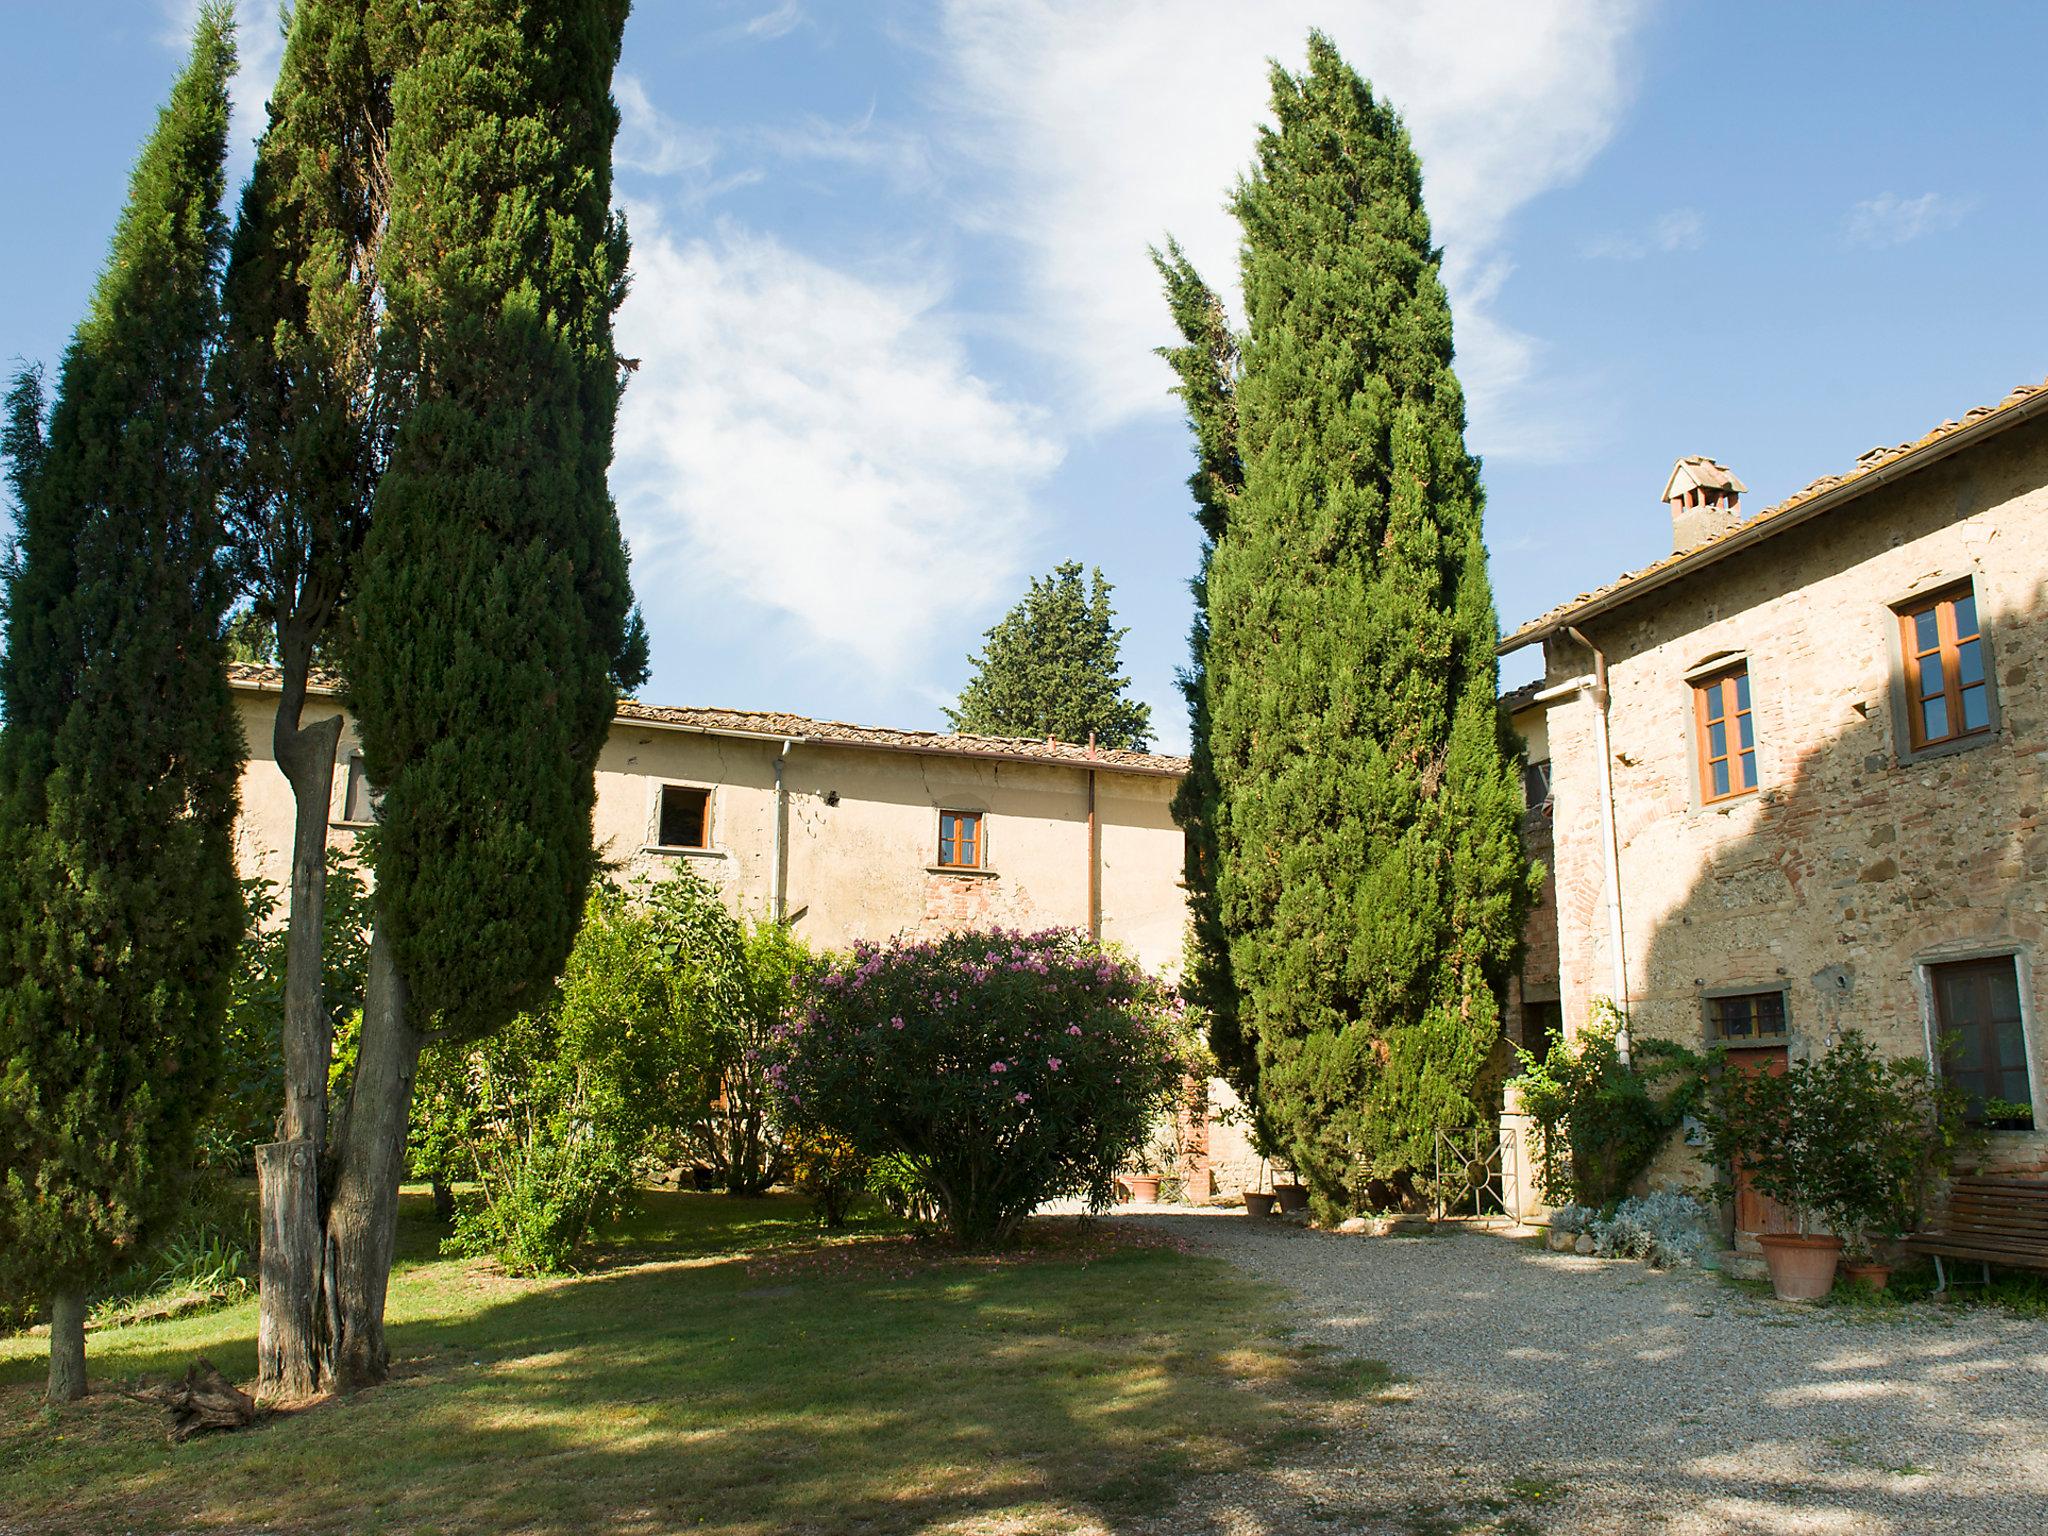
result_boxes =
[6,2,2047,749]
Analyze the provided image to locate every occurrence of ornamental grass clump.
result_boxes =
[775,928,1187,1247]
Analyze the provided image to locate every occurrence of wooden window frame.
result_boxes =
[1927,954,2036,1129]
[1896,582,1992,753]
[1692,663,1757,805]
[337,751,380,827]
[937,809,983,871]
[1704,988,1789,1045]
[654,783,712,851]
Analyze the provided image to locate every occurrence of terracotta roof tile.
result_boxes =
[1500,375,2048,651]
[226,664,1189,777]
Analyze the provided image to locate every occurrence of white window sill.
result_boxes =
[331,820,376,832]
[643,844,727,858]
[928,864,998,879]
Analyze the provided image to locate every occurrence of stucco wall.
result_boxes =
[1536,413,2048,1182]
[230,693,1190,978]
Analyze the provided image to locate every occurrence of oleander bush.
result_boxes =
[774,927,1189,1246]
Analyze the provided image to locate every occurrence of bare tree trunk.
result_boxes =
[321,921,422,1392]
[47,1289,86,1403]
[256,653,342,1398]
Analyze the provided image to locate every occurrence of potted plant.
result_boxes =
[1231,1102,1286,1217]
[1274,1176,1310,1214]
[1702,1031,1966,1301]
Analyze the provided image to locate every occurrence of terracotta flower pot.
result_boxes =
[1243,1190,1278,1217]
[1757,1233,1844,1301]
[1122,1175,1161,1205]
[1274,1184,1310,1214]
[1841,1261,1892,1293]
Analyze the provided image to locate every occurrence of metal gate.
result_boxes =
[1432,1123,1520,1225]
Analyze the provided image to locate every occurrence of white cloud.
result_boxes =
[934,1,1646,457]
[741,1,805,42]
[616,74,720,181]
[613,212,1063,676]
[1584,206,1707,260]
[1846,191,1973,249]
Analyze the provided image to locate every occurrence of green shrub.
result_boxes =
[787,1128,868,1228]
[1699,1029,1968,1249]
[445,1089,637,1276]
[1513,1004,1706,1208]
[775,927,1188,1246]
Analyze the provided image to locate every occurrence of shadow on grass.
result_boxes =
[0,1192,1359,1536]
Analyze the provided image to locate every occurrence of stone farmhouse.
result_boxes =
[228,665,1190,969]
[1498,378,2048,1237]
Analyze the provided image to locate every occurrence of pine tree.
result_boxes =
[946,562,1153,751]
[326,0,645,1388]
[0,8,244,1401]
[1164,34,1534,1207]
[213,0,391,1397]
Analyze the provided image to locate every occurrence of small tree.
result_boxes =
[0,7,243,1402]
[946,562,1153,751]
[1700,1030,1969,1249]
[776,928,1187,1246]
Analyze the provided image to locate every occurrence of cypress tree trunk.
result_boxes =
[257,641,344,1398]
[321,923,421,1392]
[47,1291,87,1403]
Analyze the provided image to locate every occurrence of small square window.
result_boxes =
[1897,583,1994,752]
[1693,665,1757,804]
[341,753,380,824]
[1708,991,1787,1042]
[938,810,983,870]
[1522,759,1553,811]
[657,785,710,850]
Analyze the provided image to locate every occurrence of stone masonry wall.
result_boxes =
[1539,412,2048,1193]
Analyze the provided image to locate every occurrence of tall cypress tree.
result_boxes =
[946,561,1153,750]
[214,0,391,1398]
[1165,34,1533,1208]
[326,0,645,1388]
[0,8,244,1401]
[1151,241,1249,1090]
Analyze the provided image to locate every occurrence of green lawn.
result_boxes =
[0,1190,1358,1534]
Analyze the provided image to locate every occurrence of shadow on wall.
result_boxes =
[1617,571,2048,1198]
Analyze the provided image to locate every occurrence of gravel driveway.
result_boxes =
[1123,1210,2048,1535]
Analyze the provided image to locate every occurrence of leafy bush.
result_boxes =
[774,927,1188,1246]
[445,1089,637,1276]
[635,871,810,1196]
[1699,1029,1968,1249]
[1514,1004,1706,1207]
[1590,1191,1715,1268]
[787,1128,868,1228]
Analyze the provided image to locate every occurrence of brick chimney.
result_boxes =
[1661,456,1746,553]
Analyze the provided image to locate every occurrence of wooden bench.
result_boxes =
[1903,1175,2048,1291]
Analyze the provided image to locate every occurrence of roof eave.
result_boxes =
[1498,386,2048,656]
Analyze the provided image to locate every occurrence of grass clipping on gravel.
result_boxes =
[1,1190,1375,1535]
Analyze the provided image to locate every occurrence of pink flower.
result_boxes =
[890,1016,905,1030]
[1015,1092,1031,1104]
[1066,1025,1083,1037]
[990,1061,1008,1074]
[1047,1057,1062,1071]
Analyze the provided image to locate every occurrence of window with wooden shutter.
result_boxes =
[657,785,710,850]
[1693,664,1757,804]
[1931,956,2034,1128]
[1898,583,1993,752]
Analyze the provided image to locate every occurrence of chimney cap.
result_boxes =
[1661,455,1747,504]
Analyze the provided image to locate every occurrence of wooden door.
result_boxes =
[1728,1045,1796,1243]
